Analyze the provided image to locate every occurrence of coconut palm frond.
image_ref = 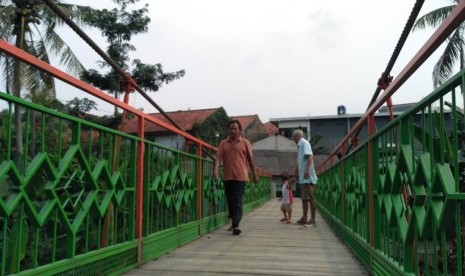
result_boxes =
[25,36,57,98]
[412,5,455,32]
[44,28,85,75]
[1,55,15,93]
[22,55,56,99]
[32,30,48,60]
[0,5,15,38]
[18,42,44,93]
[43,2,98,28]
[0,25,15,42]
[432,29,464,87]
[1,0,91,101]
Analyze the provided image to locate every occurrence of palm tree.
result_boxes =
[0,0,94,169]
[0,0,98,170]
[412,0,464,88]
[0,0,89,98]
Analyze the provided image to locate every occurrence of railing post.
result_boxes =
[197,144,203,234]
[367,113,375,273]
[136,115,145,266]
[340,143,345,228]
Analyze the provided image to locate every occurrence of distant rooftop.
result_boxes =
[124,108,220,133]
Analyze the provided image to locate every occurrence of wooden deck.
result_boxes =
[125,198,368,276]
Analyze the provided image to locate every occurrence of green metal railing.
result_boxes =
[316,69,465,275]
[0,91,271,275]
[0,92,138,275]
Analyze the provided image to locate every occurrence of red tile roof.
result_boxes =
[124,108,220,133]
[232,115,260,130]
[264,122,279,135]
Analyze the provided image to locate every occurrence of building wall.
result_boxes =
[272,112,452,154]
[146,133,187,151]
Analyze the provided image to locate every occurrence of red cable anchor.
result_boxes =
[377,73,393,90]
[122,75,136,94]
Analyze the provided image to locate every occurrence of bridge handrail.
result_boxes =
[317,1,465,173]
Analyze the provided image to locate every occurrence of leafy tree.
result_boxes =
[64,97,97,117]
[412,0,464,88]
[309,132,329,155]
[80,0,185,116]
[0,0,89,98]
[191,108,230,147]
[0,0,96,168]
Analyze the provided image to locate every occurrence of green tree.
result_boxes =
[0,0,92,98]
[0,0,96,168]
[412,0,464,88]
[80,0,185,116]
[309,133,329,155]
[191,108,230,147]
[64,97,97,117]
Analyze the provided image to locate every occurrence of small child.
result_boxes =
[278,172,294,224]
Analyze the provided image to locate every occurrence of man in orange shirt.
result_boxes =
[214,120,259,235]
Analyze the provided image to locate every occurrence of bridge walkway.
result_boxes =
[125,198,368,276]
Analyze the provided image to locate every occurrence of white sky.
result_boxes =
[54,0,453,122]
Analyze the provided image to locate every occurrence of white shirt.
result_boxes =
[297,138,318,185]
[281,182,291,204]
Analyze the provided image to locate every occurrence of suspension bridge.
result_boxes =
[1,1,465,275]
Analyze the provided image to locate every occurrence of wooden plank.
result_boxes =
[125,199,368,276]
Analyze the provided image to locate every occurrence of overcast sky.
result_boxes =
[56,0,452,122]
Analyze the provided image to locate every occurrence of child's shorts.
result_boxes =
[280,203,292,213]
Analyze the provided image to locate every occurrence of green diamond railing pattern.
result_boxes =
[0,94,138,275]
[317,69,465,275]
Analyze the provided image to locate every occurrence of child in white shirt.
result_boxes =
[278,172,294,224]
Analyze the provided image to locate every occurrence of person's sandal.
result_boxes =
[294,218,306,225]
[232,228,241,235]
[306,219,317,227]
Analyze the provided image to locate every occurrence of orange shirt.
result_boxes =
[217,137,252,182]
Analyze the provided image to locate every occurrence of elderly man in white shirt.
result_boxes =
[291,129,318,226]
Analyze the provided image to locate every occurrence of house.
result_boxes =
[124,107,229,150]
[263,122,279,136]
[231,115,269,144]
[123,108,270,150]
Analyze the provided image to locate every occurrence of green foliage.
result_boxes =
[6,212,29,273]
[82,0,150,46]
[190,108,230,147]
[80,0,185,100]
[64,97,97,117]
[131,59,185,92]
[0,110,8,160]
[0,0,94,98]
[412,1,464,88]
[309,132,329,155]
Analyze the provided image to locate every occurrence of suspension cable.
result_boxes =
[346,0,425,155]
[367,0,425,110]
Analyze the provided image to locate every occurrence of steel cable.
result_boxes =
[346,0,425,155]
